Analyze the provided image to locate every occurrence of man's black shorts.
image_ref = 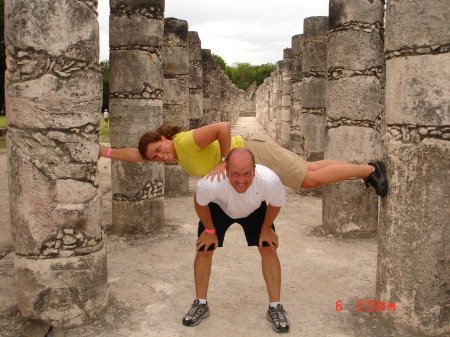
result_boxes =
[197,201,276,251]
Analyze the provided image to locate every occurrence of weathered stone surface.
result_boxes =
[327,76,381,121]
[162,47,190,75]
[385,0,450,51]
[109,99,162,148]
[6,0,107,326]
[109,0,165,235]
[327,30,384,70]
[302,76,327,108]
[386,54,450,126]
[303,16,329,39]
[325,126,380,163]
[301,113,325,155]
[164,78,188,105]
[323,180,378,236]
[5,0,99,59]
[164,165,189,197]
[329,0,384,28]
[378,137,449,336]
[377,1,449,335]
[111,198,164,234]
[110,10,163,47]
[109,50,163,96]
[14,247,108,328]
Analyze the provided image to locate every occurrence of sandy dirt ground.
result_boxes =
[0,118,395,337]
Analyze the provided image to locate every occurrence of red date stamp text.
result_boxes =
[336,300,396,312]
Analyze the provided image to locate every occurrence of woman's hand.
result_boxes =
[98,144,107,159]
[205,160,227,182]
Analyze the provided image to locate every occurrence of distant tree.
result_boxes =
[0,0,5,113]
[253,63,277,87]
[224,62,276,90]
[212,54,226,70]
[99,60,109,110]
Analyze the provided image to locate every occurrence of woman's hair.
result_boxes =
[138,125,184,160]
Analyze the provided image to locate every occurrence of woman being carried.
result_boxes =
[99,122,388,197]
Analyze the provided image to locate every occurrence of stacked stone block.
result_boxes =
[109,0,165,234]
[267,70,279,139]
[323,0,385,236]
[5,0,108,327]
[290,34,304,155]
[188,31,203,130]
[278,48,293,149]
[376,1,450,335]
[163,18,189,129]
[301,16,328,162]
[162,18,190,196]
[255,77,270,129]
[201,49,218,125]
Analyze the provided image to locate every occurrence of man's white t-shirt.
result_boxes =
[196,164,286,219]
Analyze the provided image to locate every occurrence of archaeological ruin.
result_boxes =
[4,0,448,335]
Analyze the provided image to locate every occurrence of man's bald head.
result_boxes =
[226,148,256,193]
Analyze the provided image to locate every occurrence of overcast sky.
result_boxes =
[98,0,329,65]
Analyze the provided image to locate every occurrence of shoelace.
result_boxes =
[273,306,288,323]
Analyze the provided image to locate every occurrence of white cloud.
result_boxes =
[98,0,329,64]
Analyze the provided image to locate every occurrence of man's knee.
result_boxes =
[195,249,214,262]
[259,246,279,261]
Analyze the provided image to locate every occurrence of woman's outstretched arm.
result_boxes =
[98,144,144,163]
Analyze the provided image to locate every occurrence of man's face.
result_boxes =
[227,151,256,193]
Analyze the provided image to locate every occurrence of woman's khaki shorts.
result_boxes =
[242,133,307,190]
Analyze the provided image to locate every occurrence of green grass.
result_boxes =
[0,116,6,149]
[100,123,110,143]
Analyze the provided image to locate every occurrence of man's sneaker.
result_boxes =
[266,304,290,333]
[182,299,210,326]
[365,161,389,197]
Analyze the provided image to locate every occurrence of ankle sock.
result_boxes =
[197,299,207,305]
[270,302,281,308]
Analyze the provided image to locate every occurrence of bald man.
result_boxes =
[182,148,290,333]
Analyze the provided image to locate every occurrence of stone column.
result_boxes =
[290,34,304,155]
[243,82,257,117]
[376,1,449,336]
[301,17,328,162]
[267,71,278,139]
[323,0,385,236]
[162,18,189,196]
[188,31,203,130]
[163,18,189,128]
[5,0,108,327]
[201,49,214,125]
[109,0,165,234]
[211,63,223,123]
[279,48,293,149]
[255,78,270,129]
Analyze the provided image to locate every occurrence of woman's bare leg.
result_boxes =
[301,160,374,189]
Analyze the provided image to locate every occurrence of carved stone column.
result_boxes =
[188,31,203,130]
[162,18,189,196]
[323,0,385,236]
[376,1,450,335]
[109,0,165,234]
[290,34,304,155]
[5,0,108,327]
[301,16,328,162]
